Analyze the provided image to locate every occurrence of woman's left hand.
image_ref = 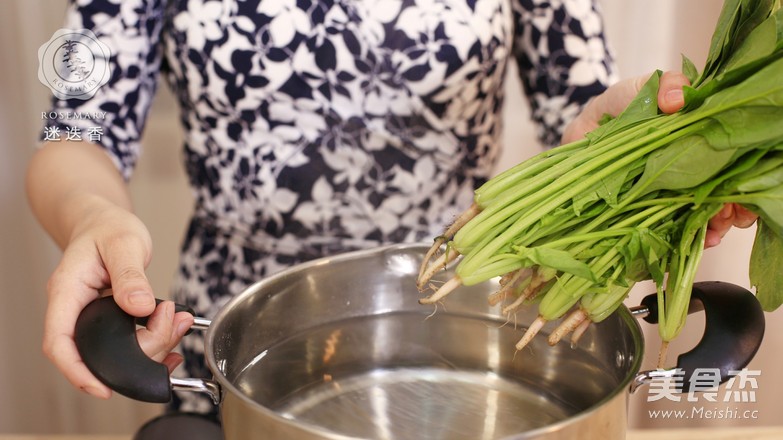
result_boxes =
[705,203,758,247]
[561,71,690,144]
[561,71,759,247]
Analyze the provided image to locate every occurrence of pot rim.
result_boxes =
[204,242,646,439]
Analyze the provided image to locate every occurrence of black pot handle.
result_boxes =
[74,296,195,403]
[638,281,765,392]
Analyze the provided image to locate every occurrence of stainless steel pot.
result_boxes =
[75,243,765,439]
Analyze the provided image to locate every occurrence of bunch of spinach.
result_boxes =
[417,0,783,364]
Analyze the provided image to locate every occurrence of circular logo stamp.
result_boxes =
[38,29,112,100]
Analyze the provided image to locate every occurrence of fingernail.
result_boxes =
[665,89,684,105]
[82,385,109,399]
[128,291,153,306]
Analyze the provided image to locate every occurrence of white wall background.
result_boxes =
[0,0,779,434]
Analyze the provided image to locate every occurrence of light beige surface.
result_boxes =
[3,428,783,440]
[629,427,783,440]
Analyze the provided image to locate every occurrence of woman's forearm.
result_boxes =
[25,141,134,249]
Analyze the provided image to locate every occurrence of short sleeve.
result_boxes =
[512,0,618,147]
[42,0,167,180]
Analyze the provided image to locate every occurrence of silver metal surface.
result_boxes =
[200,243,645,439]
[191,317,212,331]
[171,377,221,405]
[630,368,679,394]
[628,305,650,319]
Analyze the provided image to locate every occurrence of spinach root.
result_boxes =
[417,0,783,363]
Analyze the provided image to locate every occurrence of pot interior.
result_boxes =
[207,244,643,439]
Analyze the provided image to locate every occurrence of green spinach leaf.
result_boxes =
[750,218,783,311]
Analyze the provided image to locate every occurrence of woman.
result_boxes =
[27,0,750,415]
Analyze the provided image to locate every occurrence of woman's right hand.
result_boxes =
[42,197,193,399]
[27,141,194,399]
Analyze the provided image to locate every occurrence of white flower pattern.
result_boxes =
[44,0,616,414]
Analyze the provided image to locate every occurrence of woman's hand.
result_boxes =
[44,201,193,398]
[562,71,758,247]
[705,203,758,247]
[27,141,193,399]
[562,71,690,144]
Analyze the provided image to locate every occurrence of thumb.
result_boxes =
[100,237,156,317]
[561,74,648,144]
[657,71,690,114]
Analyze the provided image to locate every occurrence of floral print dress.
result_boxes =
[46,0,616,414]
